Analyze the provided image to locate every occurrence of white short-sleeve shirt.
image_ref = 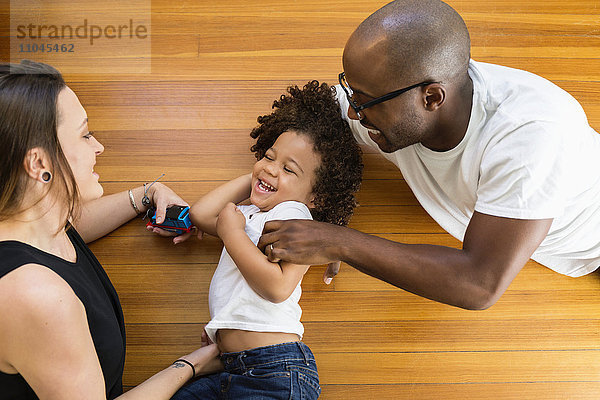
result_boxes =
[205,201,313,344]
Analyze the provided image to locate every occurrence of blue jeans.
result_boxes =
[171,341,320,400]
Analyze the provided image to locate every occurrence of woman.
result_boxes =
[0,60,220,399]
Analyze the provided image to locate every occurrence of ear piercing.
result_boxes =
[41,171,52,182]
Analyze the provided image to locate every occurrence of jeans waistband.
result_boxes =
[220,341,315,372]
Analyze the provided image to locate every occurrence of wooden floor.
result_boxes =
[2,1,600,398]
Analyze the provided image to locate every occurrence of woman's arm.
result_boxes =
[74,182,189,244]
[216,203,308,303]
[117,344,222,400]
[189,174,252,237]
[0,265,221,400]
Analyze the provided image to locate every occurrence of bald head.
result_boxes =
[345,0,471,85]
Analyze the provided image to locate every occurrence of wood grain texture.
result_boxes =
[3,0,599,398]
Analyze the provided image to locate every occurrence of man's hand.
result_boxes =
[258,219,345,283]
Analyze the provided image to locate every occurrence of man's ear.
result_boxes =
[23,147,51,183]
[423,83,446,111]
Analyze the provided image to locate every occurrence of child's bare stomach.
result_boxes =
[216,329,300,353]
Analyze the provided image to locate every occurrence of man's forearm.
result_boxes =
[261,213,546,309]
[265,221,496,309]
[338,229,496,309]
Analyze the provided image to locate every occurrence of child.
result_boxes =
[172,81,363,400]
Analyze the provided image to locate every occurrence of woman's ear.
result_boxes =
[23,147,52,183]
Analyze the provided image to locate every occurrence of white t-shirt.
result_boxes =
[336,60,600,277]
[204,201,313,344]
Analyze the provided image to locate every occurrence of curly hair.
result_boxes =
[250,81,363,226]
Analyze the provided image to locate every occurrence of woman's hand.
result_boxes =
[216,202,246,239]
[177,326,222,377]
[182,343,223,377]
[144,182,203,244]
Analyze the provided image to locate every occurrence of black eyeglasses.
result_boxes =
[339,72,436,121]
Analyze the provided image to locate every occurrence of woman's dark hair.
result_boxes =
[250,81,363,226]
[0,60,79,224]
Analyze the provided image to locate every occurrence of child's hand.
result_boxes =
[201,327,213,346]
[216,202,246,238]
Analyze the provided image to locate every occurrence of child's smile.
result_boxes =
[250,130,320,212]
[256,179,277,193]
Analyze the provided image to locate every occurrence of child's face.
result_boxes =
[251,130,320,212]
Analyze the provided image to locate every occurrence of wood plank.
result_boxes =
[123,380,600,399]
[93,153,403,181]
[65,80,600,109]
[98,232,599,292]
[97,179,421,207]
[115,290,600,324]
[103,258,600,295]
[91,232,456,266]
[91,129,383,156]
[464,13,600,37]
[471,35,600,59]
[70,81,292,107]
[78,101,600,132]
[5,51,599,83]
[93,130,258,156]
[122,319,600,354]
[120,347,600,385]
[76,57,600,82]
[329,260,600,293]
[149,0,600,15]
[95,230,448,254]
[144,14,600,40]
[314,350,600,384]
[318,382,600,400]
[305,319,600,353]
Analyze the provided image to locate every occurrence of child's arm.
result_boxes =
[189,174,252,237]
[216,203,309,303]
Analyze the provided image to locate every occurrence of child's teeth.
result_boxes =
[260,180,276,191]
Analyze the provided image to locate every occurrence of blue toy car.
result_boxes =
[146,205,193,235]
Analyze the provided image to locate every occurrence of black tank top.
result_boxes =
[0,227,125,399]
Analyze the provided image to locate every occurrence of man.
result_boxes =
[258,0,600,310]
